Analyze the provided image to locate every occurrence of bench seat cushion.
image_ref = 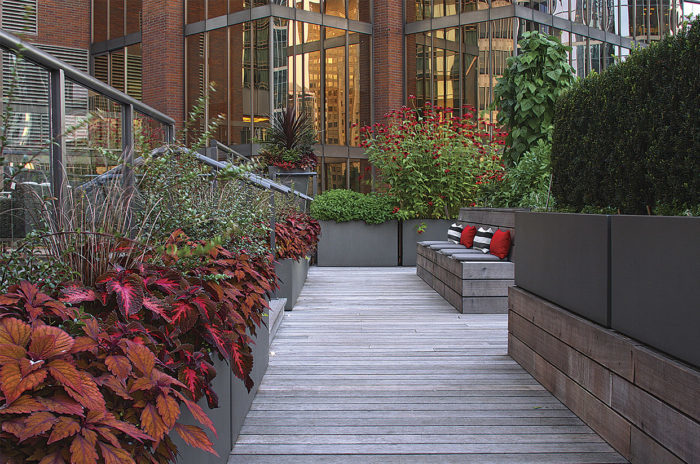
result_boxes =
[429,243,468,251]
[451,253,503,262]
[438,248,482,256]
[418,241,451,246]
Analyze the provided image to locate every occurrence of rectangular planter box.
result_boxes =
[513,212,700,368]
[610,215,700,368]
[316,220,398,266]
[514,212,610,326]
[172,311,269,463]
[273,257,310,310]
[401,219,454,266]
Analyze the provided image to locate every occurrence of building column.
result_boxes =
[141,0,185,130]
[373,1,404,122]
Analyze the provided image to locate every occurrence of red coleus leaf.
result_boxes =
[156,393,180,428]
[19,411,56,442]
[95,374,132,400]
[170,301,198,333]
[0,343,27,364]
[82,319,101,340]
[183,399,216,436]
[62,371,106,412]
[19,357,44,376]
[29,325,74,359]
[10,281,73,321]
[99,272,144,317]
[105,355,131,381]
[232,341,254,391]
[98,443,136,464]
[145,273,182,294]
[47,359,84,392]
[60,285,97,305]
[1,362,47,404]
[38,452,67,464]
[0,317,31,347]
[70,336,97,354]
[1,417,24,438]
[140,403,168,441]
[0,394,44,414]
[47,416,81,444]
[101,414,153,442]
[142,296,172,322]
[126,342,155,376]
[70,433,99,464]
[39,393,85,416]
[129,377,155,393]
[173,423,218,456]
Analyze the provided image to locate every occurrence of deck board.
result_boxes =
[229,267,627,463]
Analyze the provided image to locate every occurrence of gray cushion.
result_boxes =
[418,240,451,246]
[451,253,502,262]
[439,248,482,256]
[430,243,468,251]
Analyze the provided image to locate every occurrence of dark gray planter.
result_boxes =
[172,311,269,463]
[268,166,310,196]
[610,215,700,368]
[316,220,399,266]
[514,212,610,326]
[514,212,699,368]
[401,219,454,266]
[273,257,310,310]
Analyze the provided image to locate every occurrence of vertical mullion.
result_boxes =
[121,103,134,190]
[344,30,349,150]
[49,68,66,221]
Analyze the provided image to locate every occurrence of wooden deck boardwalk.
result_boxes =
[229,267,626,463]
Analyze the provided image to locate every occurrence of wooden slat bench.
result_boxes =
[416,208,526,314]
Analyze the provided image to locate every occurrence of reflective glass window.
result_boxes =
[348,0,370,21]
[209,28,229,144]
[186,34,206,143]
[324,0,346,17]
[230,23,249,145]
[324,158,347,190]
[325,45,346,145]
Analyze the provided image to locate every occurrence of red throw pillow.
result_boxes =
[460,225,477,248]
[490,229,511,259]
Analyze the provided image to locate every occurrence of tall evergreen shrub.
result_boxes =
[552,19,700,214]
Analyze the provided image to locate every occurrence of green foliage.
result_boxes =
[552,19,700,215]
[479,139,552,210]
[136,147,271,258]
[493,31,576,165]
[361,105,505,219]
[310,189,396,224]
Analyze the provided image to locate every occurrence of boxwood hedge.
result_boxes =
[310,189,396,224]
[551,19,699,215]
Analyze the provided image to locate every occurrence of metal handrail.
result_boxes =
[210,140,250,163]
[0,29,175,127]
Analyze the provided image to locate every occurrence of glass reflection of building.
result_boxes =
[406,0,685,125]
[83,0,691,193]
[183,0,372,193]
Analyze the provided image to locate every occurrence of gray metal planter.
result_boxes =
[273,257,310,310]
[268,166,310,196]
[172,311,269,463]
[316,220,399,266]
[401,219,454,266]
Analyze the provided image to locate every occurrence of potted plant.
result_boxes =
[259,105,317,195]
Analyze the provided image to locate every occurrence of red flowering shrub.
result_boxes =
[360,103,506,219]
[274,212,321,260]
[0,282,216,464]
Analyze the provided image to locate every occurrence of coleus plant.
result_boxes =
[0,282,217,464]
[274,212,321,261]
[61,230,276,404]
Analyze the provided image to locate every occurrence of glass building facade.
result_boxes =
[184,0,372,193]
[84,0,692,193]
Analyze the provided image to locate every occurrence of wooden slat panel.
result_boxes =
[230,268,626,463]
[509,287,635,380]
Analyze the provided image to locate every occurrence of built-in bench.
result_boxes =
[416,208,526,313]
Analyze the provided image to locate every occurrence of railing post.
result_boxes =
[122,103,134,189]
[269,191,276,256]
[48,68,66,224]
[166,123,175,144]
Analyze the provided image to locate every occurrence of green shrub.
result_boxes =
[552,19,700,215]
[493,31,576,165]
[310,189,395,224]
[479,139,553,210]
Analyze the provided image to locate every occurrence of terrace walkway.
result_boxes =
[229,267,626,463]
